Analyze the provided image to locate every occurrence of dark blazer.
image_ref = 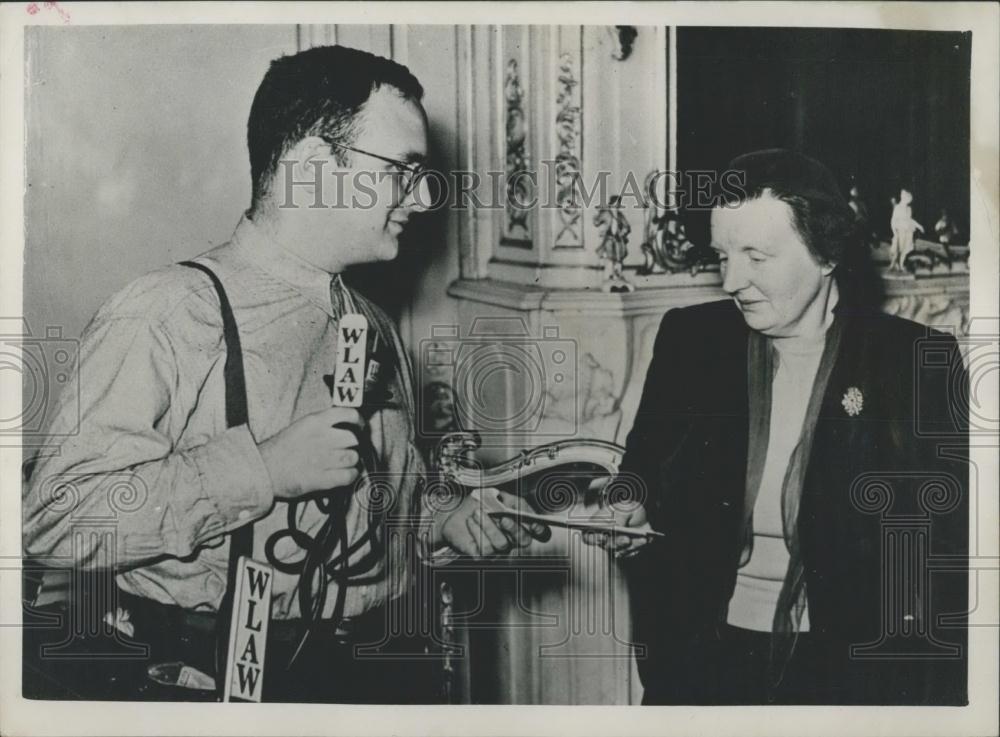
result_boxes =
[622,300,969,705]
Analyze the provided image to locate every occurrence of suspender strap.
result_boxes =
[180,261,250,426]
[178,260,253,700]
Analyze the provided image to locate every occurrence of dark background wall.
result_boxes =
[677,27,971,245]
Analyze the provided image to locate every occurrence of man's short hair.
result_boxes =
[721,148,881,310]
[247,45,424,212]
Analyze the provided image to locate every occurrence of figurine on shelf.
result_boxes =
[594,195,635,292]
[888,188,923,273]
[934,208,962,267]
[608,26,638,61]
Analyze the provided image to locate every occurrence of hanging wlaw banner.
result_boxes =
[223,556,274,702]
[331,314,368,407]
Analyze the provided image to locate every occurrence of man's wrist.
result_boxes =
[256,434,288,498]
[418,508,460,565]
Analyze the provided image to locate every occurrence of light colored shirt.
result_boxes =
[727,333,826,632]
[24,216,431,619]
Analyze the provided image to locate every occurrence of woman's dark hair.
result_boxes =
[722,148,884,312]
[247,45,424,213]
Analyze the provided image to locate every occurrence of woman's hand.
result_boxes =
[580,503,652,558]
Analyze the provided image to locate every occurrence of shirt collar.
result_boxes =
[230,214,339,317]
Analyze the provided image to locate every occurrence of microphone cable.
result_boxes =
[263,311,399,669]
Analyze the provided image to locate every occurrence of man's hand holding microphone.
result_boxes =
[256,406,545,556]
[258,407,363,500]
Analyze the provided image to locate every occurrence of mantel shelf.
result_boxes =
[449,271,970,318]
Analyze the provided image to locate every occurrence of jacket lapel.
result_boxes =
[695,310,751,523]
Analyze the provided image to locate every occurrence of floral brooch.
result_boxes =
[841,386,864,416]
[104,606,135,638]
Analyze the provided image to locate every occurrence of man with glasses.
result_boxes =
[23,44,539,703]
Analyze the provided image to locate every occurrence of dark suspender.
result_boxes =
[179,260,253,700]
[178,259,393,694]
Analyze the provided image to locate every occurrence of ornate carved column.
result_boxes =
[438,26,675,705]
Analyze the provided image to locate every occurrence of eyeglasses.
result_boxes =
[322,138,427,197]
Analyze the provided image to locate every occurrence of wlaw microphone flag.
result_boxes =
[223,556,274,702]
[332,314,368,407]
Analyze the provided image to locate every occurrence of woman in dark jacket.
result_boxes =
[589,149,968,705]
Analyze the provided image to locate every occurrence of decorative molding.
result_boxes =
[439,581,458,703]
[593,197,635,292]
[882,291,970,335]
[639,175,720,276]
[880,271,969,300]
[455,26,500,281]
[541,351,623,442]
[607,26,638,61]
[554,52,583,248]
[449,272,970,324]
[448,277,726,317]
[504,58,532,241]
[296,24,336,51]
[389,25,408,65]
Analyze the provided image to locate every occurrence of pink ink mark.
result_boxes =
[29,1,71,23]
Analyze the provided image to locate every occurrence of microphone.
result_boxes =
[323,315,395,418]
[329,314,368,409]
